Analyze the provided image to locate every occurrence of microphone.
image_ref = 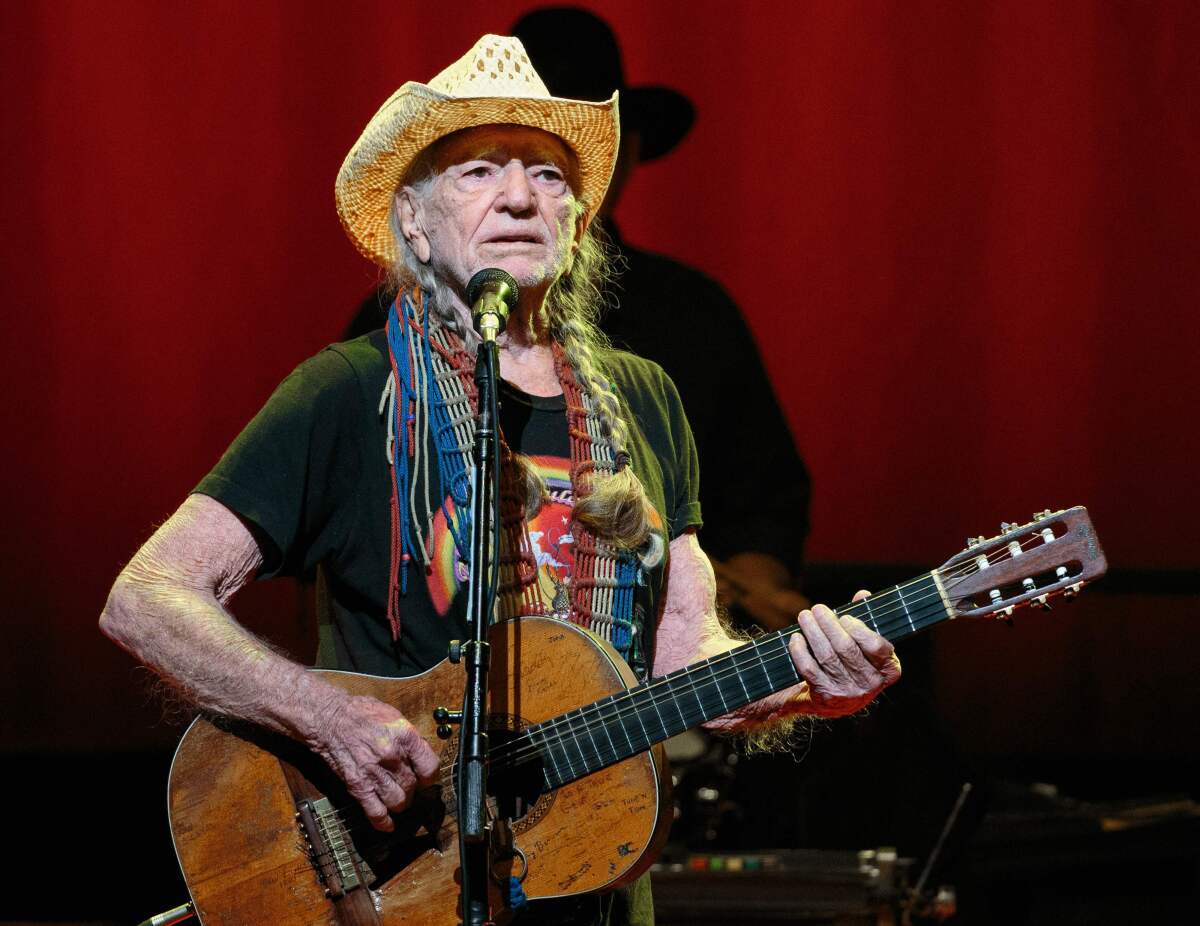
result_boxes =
[467,268,519,342]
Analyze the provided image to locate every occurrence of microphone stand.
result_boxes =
[459,319,502,926]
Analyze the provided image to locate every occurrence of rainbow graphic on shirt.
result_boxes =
[425,455,576,617]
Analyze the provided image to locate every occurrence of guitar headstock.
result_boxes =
[937,506,1107,619]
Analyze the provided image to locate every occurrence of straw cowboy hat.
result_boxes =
[335,34,619,269]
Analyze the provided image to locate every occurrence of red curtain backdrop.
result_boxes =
[2,1,1196,750]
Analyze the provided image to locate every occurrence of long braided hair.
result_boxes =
[388,158,660,563]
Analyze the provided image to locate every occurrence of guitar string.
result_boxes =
[482,554,959,770]
[476,537,1034,774]
[441,528,1067,779]
[511,520,1075,772]
[325,573,960,817]
[433,530,1055,782]
[316,527,1067,821]
[485,605,943,782]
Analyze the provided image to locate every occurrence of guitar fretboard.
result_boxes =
[517,571,951,789]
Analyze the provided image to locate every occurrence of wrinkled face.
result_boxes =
[401,125,582,297]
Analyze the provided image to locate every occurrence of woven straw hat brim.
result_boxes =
[336,83,619,269]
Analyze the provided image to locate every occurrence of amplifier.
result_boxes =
[650,848,914,925]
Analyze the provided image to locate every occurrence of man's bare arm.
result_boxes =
[653,531,901,732]
[99,493,439,831]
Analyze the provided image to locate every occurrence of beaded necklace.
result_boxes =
[381,289,642,666]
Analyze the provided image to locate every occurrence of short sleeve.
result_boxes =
[655,365,703,539]
[193,348,364,579]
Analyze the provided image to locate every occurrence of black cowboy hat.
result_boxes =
[511,6,696,162]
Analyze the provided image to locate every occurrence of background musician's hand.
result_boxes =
[308,694,441,832]
[786,591,901,717]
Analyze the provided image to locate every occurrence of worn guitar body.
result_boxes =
[168,507,1107,926]
[168,617,671,926]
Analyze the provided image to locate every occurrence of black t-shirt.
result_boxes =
[195,330,702,680]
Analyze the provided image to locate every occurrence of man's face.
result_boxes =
[406,125,582,297]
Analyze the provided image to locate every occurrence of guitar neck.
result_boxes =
[523,570,952,789]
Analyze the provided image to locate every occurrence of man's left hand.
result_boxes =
[786,591,901,717]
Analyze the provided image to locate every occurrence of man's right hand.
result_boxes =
[309,694,442,832]
[98,494,442,834]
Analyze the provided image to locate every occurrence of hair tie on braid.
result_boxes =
[614,450,631,471]
[638,531,665,569]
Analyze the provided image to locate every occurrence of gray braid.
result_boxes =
[546,226,661,563]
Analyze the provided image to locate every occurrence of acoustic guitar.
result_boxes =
[167,506,1105,925]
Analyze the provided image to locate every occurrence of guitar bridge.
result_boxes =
[296,796,376,897]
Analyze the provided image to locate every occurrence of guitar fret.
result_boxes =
[645,688,670,744]
[859,595,879,633]
[671,678,690,732]
[609,694,637,758]
[748,639,775,699]
[895,582,915,633]
[733,655,752,702]
[628,693,652,754]
[598,711,619,765]
[912,575,949,635]
[709,659,730,714]
[877,574,942,642]
[533,727,565,788]
[561,721,583,780]
[678,668,710,732]
[768,636,800,687]
[579,703,611,769]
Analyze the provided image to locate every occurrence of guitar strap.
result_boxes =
[380,289,645,671]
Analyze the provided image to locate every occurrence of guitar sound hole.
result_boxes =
[441,716,556,832]
[487,728,548,825]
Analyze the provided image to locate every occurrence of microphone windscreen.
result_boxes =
[466,268,520,308]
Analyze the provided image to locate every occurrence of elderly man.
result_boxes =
[338,8,816,636]
[100,35,899,926]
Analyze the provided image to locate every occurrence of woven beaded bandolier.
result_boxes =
[381,289,645,670]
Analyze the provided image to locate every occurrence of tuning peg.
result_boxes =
[1032,594,1052,611]
[1033,509,1053,521]
[1000,522,1016,533]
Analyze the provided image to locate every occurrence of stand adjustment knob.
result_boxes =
[433,706,462,739]
[448,640,463,663]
